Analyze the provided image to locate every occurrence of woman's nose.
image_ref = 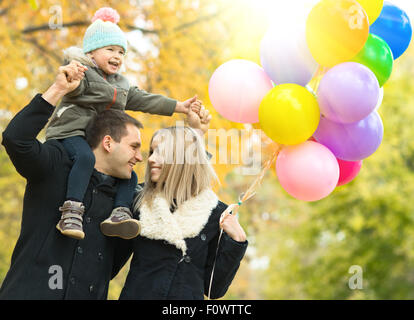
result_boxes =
[148,153,155,164]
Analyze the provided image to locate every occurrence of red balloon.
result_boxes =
[337,159,362,186]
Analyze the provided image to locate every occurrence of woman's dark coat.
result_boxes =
[120,189,248,300]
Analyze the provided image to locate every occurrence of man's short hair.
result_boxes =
[85,110,143,149]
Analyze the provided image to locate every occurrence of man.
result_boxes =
[0,62,210,299]
[0,62,143,299]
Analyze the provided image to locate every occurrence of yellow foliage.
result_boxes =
[1,0,274,299]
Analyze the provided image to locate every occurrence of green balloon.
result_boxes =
[352,34,394,87]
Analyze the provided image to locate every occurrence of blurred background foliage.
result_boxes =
[0,0,413,299]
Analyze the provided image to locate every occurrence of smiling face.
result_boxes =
[106,123,143,179]
[88,45,125,75]
[148,135,165,183]
[136,127,219,212]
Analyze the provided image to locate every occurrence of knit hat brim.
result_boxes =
[83,19,128,54]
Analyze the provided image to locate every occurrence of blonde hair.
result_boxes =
[134,126,218,211]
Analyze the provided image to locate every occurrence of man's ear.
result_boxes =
[102,135,113,152]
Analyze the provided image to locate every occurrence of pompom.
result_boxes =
[92,7,120,24]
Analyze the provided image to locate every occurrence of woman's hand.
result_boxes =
[187,105,211,136]
[219,204,247,242]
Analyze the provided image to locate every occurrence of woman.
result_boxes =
[119,110,248,300]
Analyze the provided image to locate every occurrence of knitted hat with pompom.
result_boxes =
[83,7,127,54]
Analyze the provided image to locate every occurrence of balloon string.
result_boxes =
[231,142,281,215]
[230,66,327,213]
[310,64,328,93]
[233,64,327,212]
[209,144,280,300]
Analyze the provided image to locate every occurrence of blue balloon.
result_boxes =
[370,1,412,60]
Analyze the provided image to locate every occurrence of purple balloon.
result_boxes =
[318,62,380,124]
[313,111,384,161]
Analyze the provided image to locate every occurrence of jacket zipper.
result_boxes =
[105,87,117,110]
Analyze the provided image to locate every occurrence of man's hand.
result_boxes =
[56,60,88,93]
[42,61,87,106]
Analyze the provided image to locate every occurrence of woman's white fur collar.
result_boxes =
[139,189,219,255]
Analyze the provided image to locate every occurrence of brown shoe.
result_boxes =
[56,200,85,240]
[100,207,141,240]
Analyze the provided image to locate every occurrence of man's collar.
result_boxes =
[91,169,117,188]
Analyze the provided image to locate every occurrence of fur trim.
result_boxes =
[139,189,219,255]
[62,46,126,73]
[62,46,95,67]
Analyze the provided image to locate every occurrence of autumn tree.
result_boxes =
[0,0,270,299]
[3,0,413,300]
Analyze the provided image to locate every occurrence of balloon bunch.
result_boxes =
[208,0,412,202]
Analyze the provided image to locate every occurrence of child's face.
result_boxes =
[88,45,125,75]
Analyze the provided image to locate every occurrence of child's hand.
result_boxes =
[43,61,88,105]
[175,95,198,114]
[56,61,88,93]
[190,99,202,115]
[64,60,88,83]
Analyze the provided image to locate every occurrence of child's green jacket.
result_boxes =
[46,47,177,141]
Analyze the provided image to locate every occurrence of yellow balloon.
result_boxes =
[259,84,320,145]
[306,0,369,67]
[356,0,384,24]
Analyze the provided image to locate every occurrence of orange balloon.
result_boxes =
[306,0,369,67]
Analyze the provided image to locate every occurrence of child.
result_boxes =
[46,7,201,240]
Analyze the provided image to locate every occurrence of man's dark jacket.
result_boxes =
[0,94,132,299]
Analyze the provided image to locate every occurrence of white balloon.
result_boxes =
[260,15,318,86]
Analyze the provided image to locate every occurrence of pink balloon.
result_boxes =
[208,59,273,123]
[337,159,362,186]
[276,141,339,201]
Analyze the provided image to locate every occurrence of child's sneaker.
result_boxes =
[56,200,85,240]
[100,207,141,240]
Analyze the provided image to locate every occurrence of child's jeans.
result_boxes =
[60,135,137,209]
[115,170,137,208]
